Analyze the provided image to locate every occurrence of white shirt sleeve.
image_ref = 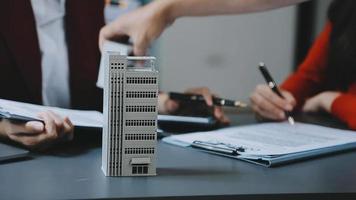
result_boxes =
[30,0,71,108]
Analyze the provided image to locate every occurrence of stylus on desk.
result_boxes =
[258,62,295,125]
[168,92,247,108]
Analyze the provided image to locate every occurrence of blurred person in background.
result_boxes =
[0,0,227,149]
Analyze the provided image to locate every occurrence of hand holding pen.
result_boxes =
[250,63,297,124]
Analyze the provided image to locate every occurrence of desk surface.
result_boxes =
[1,113,356,200]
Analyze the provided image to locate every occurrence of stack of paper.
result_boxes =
[163,122,356,167]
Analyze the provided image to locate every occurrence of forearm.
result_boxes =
[162,0,308,21]
[331,94,356,130]
[0,120,8,139]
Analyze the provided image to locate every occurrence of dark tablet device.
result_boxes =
[0,143,29,162]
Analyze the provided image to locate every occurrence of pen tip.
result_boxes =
[288,116,295,125]
[259,62,265,67]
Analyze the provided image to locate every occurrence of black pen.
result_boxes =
[258,62,295,125]
[168,92,247,108]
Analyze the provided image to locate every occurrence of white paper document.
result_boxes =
[96,41,133,89]
[0,99,103,128]
[0,99,212,128]
[163,122,356,166]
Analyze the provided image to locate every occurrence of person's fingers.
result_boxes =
[185,87,213,106]
[281,91,297,107]
[24,121,44,134]
[7,133,50,150]
[46,111,64,128]
[256,85,293,111]
[64,117,73,130]
[45,112,73,141]
[250,92,285,119]
[214,107,230,124]
[63,117,74,141]
[2,119,43,137]
[220,115,231,124]
[38,112,58,139]
[214,107,224,119]
[200,89,214,106]
[99,23,126,51]
[165,99,179,113]
[251,104,284,120]
[132,34,149,56]
[8,113,73,149]
[7,134,38,148]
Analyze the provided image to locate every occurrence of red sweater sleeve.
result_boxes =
[331,84,356,130]
[281,22,356,130]
[280,22,332,110]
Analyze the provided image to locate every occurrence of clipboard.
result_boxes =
[162,122,356,167]
[189,140,356,167]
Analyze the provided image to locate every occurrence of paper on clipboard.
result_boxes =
[163,122,356,166]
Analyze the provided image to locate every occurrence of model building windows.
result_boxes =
[125,133,155,140]
[126,105,156,112]
[127,77,157,84]
[126,91,157,98]
[110,62,125,69]
[125,120,156,126]
[125,148,154,154]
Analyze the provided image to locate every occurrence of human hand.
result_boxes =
[302,91,341,113]
[99,0,174,56]
[184,87,230,124]
[0,111,74,150]
[158,92,179,115]
[158,88,231,124]
[250,84,296,120]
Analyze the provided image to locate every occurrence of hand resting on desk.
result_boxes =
[0,111,74,150]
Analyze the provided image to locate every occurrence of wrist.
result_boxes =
[322,92,341,112]
[153,0,180,25]
[158,93,169,114]
[0,120,9,139]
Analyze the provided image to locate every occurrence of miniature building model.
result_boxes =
[102,52,158,176]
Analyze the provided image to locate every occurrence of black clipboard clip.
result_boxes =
[0,111,44,124]
[191,140,246,156]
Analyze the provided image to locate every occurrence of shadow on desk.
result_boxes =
[0,156,33,165]
[157,167,235,176]
[42,127,102,157]
[0,127,102,160]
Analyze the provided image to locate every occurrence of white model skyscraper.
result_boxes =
[102,52,158,176]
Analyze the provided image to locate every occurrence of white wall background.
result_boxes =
[157,6,297,101]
